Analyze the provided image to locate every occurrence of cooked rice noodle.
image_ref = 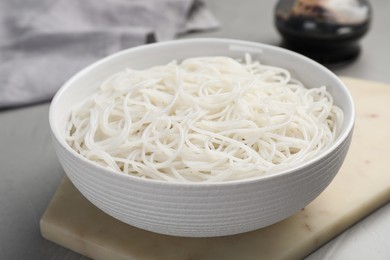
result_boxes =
[66,55,344,182]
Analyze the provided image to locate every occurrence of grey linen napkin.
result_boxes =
[0,0,219,108]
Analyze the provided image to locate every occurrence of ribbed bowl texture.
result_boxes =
[50,38,355,237]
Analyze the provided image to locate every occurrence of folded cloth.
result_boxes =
[0,0,219,108]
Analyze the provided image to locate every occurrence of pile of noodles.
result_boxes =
[66,55,343,182]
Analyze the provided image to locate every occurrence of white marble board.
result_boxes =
[40,77,390,260]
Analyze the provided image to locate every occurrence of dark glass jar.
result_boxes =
[275,0,372,66]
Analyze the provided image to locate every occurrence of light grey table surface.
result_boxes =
[1,1,389,259]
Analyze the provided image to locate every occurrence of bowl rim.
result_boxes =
[49,37,355,187]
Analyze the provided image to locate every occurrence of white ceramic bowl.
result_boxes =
[50,38,354,237]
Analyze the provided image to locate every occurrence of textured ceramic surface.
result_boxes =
[49,38,355,237]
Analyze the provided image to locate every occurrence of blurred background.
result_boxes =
[1,0,389,109]
[184,0,389,84]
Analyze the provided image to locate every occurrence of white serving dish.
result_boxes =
[50,38,354,237]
